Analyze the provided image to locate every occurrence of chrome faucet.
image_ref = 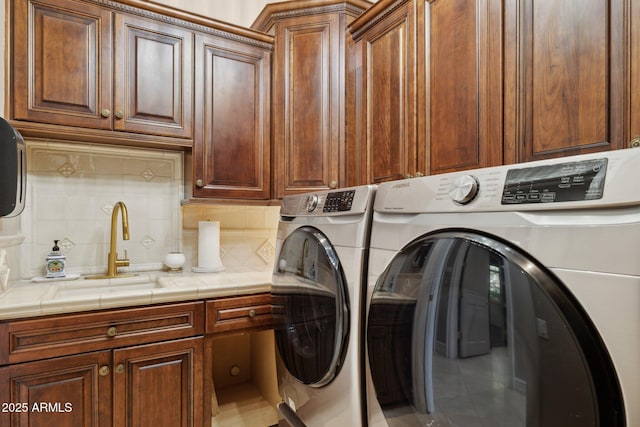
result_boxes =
[87,201,133,279]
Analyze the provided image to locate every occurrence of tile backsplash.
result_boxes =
[2,140,279,283]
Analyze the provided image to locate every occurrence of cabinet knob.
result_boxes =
[405,174,413,179]
[114,110,124,119]
[248,309,256,318]
[101,109,111,118]
[115,364,125,374]
[107,326,117,337]
[195,179,204,188]
[99,366,110,376]
[415,171,424,177]
[329,181,338,189]
[631,137,640,148]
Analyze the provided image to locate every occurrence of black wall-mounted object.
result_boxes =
[0,117,26,217]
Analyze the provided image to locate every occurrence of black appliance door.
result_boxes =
[367,230,624,426]
[273,226,349,387]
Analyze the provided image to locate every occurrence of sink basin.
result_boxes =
[50,275,162,299]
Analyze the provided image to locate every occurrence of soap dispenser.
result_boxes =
[46,240,66,278]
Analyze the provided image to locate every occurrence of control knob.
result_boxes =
[305,194,319,212]
[449,175,480,204]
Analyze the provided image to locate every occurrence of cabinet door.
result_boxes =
[360,3,417,183]
[504,0,628,162]
[113,337,203,427]
[630,1,640,148]
[114,14,193,138]
[0,351,112,427]
[272,13,342,197]
[424,0,503,173]
[193,34,271,200]
[12,0,113,129]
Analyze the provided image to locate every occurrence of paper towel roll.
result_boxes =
[193,221,225,273]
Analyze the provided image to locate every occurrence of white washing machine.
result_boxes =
[272,185,376,426]
[365,149,640,426]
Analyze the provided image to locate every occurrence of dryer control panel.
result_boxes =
[501,158,608,205]
[374,148,640,213]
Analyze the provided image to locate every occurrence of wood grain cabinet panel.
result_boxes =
[361,4,415,183]
[426,0,502,173]
[0,302,205,427]
[114,13,194,138]
[349,0,502,181]
[192,34,271,200]
[0,302,204,365]
[12,0,113,129]
[11,0,194,146]
[504,0,636,161]
[633,2,640,148]
[0,351,112,427]
[253,0,371,198]
[113,337,203,427]
[275,15,340,195]
[206,294,273,334]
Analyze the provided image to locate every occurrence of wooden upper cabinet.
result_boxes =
[253,0,372,198]
[425,0,503,174]
[632,1,640,149]
[11,0,195,146]
[349,0,503,182]
[12,0,113,129]
[276,14,340,195]
[192,33,272,199]
[114,13,193,138]
[504,0,635,162]
[353,2,416,183]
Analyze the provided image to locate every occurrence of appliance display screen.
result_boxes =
[501,158,608,204]
[323,190,356,212]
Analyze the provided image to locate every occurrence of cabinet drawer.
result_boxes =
[206,294,273,334]
[0,302,204,365]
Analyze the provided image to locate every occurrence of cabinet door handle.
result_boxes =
[631,137,640,148]
[195,179,204,188]
[415,171,424,177]
[248,309,256,318]
[114,110,124,119]
[101,108,111,118]
[329,181,338,189]
[99,366,110,376]
[405,174,413,179]
[115,364,125,374]
[107,326,117,337]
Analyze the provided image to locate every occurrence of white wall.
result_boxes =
[152,0,272,27]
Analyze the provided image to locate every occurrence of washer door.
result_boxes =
[367,230,624,426]
[273,226,349,387]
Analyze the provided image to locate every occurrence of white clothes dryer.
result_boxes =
[273,185,376,426]
[365,149,640,426]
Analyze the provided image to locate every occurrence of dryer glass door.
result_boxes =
[367,231,623,427]
[273,226,349,387]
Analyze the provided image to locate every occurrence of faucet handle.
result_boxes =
[115,250,130,268]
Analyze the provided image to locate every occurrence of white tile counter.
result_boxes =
[0,270,272,320]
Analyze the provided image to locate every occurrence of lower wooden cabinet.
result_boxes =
[114,337,203,427]
[0,351,112,427]
[0,294,277,427]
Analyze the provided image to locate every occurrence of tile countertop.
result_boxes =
[0,270,273,320]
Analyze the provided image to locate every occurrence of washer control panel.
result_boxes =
[281,186,374,217]
[501,158,608,204]
[323,190,356,212]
